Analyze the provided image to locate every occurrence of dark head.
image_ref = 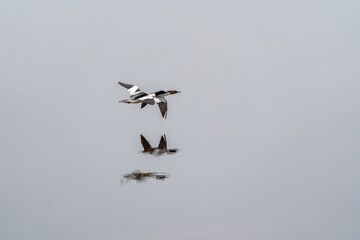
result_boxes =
[154,90,167,96]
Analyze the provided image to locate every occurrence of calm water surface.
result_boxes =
[1,1,360,239]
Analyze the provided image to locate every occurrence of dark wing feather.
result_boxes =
[133,92,147,99]
[141,102,147,109]
[156,97,167,118]
[140,135,151,151]
[158,135,167,149]
[158,102,167,118]
[118,81,134,89]
[142,99,155,105]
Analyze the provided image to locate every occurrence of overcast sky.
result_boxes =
[1,1,360,240]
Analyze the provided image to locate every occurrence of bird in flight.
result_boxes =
[118,81,180,118]
[140,134,179,156]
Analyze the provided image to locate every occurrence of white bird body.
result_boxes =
[118,82,180,118]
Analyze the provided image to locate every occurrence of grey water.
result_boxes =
[1,1,360,239]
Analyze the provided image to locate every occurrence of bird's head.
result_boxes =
[167,90,181,95]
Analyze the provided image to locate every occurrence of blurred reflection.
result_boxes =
[140,134,179,156]
[122,170,169,183]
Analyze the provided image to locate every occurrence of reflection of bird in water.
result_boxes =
[122,170,169,183]
[140,135,179,156]
[118,81,181,118]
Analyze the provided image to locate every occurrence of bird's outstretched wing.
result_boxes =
[158,135,167,149]
[155,97,167,118]
[141,102,147,109]
[118,82,142,96]
[140,135,152,151]
[140,98,156,109]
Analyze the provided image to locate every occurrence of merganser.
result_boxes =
[118,81,180,118]
[140,134,179,156]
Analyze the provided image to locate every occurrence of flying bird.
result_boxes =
[118,81,180,118]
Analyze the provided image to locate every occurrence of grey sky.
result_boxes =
[1,1,360,239]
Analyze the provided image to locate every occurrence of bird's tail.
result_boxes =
[119,99,131,103]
